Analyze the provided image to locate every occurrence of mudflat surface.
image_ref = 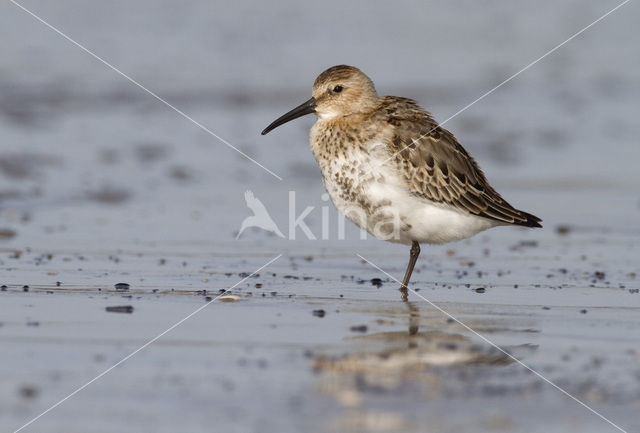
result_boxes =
[1,1,639,432]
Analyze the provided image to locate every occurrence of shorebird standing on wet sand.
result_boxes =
[262,65,541,300]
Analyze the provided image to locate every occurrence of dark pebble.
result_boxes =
[18,385,39,399]
[580,309,588,314]
[105,305,134,314]
[23,285,29,292]
[270,291,277,296]
[312,309,326,318]
[350,325,368,333]
[56,281,61,287]
[114,283,130,291]
[26,321,40,327]
[371,278,383,288]
[205,296,213,302]
[1,285,7,291]
[475,287,486,293]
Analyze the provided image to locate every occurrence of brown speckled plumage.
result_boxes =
[262,65,541,297]
[376,96,542,227]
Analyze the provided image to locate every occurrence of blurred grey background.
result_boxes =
[0,0,638,251]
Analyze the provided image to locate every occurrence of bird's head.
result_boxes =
[261,65,378,135]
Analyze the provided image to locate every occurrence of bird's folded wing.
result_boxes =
[381,97,541,227]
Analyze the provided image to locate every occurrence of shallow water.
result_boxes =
[1,1,640,432]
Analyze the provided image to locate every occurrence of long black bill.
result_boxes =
[261,97,316,135]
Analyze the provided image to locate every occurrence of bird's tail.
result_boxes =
[513,210,542,228]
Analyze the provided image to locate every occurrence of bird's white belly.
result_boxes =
[320,151,500,245]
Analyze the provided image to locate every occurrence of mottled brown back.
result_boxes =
[378,96,542,227]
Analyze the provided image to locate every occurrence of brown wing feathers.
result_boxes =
[382,97,542,228]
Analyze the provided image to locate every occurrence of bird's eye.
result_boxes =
[333,85,343,93]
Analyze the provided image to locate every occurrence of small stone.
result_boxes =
[105,305,134,314]
[312,309,326,318]
[475,287,486,293]
[350,325,368,333]
[114,283,130,291]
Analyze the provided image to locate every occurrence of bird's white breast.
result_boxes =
[310,132,499,245]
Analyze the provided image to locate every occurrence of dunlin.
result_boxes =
[262,65,541,299]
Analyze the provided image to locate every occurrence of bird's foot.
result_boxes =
[399,285,409,302]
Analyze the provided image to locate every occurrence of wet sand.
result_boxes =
[1,226,639,432]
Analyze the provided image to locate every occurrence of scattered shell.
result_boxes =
[218,294,241,302]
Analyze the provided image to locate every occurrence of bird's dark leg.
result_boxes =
[400,241,420,301]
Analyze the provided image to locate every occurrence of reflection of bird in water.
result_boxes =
[236,190,285,239]
[406,301,419,339]
[313,304,535,373]
[312,303,537,429]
